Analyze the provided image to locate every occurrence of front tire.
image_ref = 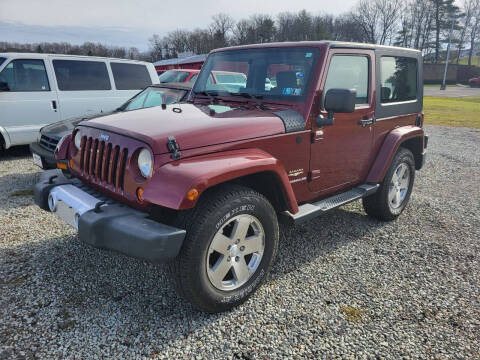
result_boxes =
[166,184,279,313]
[362,147,415,221]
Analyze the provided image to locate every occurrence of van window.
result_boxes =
[0,59,50,91]
[0,57,6,67]
[111,62,152,90]
[324,55,369,104]
[380,57,417,103]
[53,60,111,91]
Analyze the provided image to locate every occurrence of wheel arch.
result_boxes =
[366,125,425,183]
[0,126,11,150]
[144,149,299,214]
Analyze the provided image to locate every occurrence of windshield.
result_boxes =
[193,47,319,102]
[158,70,191,83]
[120,86,187,111]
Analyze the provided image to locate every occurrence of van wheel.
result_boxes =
[362,147,415,221]
[166,184,279,313]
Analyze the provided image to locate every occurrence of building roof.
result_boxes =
[153,54,207,66]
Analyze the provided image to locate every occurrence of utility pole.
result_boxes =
[441,17,455,90]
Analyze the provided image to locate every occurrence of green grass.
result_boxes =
[457,55,480,66]
[424,96,480,128]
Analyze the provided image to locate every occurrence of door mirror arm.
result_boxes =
[316,111,335,127]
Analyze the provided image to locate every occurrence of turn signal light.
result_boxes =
[187,188,199,201]
[136,187,144,202]
[57,162,67,170]
[69,159,74,170]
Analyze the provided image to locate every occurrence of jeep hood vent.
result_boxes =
[80,103,286,154]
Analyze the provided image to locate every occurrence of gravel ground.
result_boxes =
[1,125,479,359]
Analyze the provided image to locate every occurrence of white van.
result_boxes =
[0,53,159,150]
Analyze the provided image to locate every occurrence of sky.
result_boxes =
[0,0,358,50]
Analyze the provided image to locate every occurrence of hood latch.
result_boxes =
[167,136,181,160]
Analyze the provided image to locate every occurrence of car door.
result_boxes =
[0,57,60,146]
[51,58,116,120]
[308,49,375,195]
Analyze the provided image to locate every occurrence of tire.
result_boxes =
[362,147,415,221]
[166,184,279,313]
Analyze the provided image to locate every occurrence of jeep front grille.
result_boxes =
[79,136,128,191]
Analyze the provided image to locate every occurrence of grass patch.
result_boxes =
[9,189,34,197]
[424,96,480,128]
[340,305,367,322]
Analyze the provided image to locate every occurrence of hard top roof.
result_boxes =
[211,41,421,54]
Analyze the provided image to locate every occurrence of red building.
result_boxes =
[154,54,206,73]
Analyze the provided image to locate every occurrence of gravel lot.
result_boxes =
[1,125,479,359]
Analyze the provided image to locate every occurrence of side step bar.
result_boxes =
[280,183,379,225]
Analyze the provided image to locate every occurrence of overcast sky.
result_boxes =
[0,0,358,50]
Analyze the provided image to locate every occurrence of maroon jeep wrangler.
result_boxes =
[35,41,427,313]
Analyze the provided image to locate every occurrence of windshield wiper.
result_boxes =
[230,92,271,110]
[194,90,220,105]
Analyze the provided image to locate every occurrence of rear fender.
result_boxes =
[144,148,299,213]
[367,125,424,183]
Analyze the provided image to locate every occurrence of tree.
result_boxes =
[352,0,401,44]
[467,0,480,65]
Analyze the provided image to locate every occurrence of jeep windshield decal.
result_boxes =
[193,47,319,103]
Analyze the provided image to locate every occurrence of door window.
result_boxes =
[324,55,369,105]
[53,60,111,91]
[380,57,417,103]
[111,62,152,90]
[0,59,50,91]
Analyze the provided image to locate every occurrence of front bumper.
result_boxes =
[34,170,186,262]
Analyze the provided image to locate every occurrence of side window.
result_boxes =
[324,55,369,105]
[380,56,417,103]
[111,63,152,90]
[53,60,111,91]
[0,59,50,91]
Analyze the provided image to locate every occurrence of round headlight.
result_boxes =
[74,131,82,150]
[138,148,153,178]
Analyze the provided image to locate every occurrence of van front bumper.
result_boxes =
[34,170,186,262]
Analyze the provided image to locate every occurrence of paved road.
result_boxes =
[424,85,480,97]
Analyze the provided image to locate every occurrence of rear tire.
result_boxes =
[362,147,415,221]
[166,184,279,313]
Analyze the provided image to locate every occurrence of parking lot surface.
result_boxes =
[1,125,479,359]
[424,85,480,97]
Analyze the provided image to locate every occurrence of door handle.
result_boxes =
[358,117,375,127]
[51,100,57,111]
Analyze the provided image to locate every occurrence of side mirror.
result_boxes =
[317,88,356,127]
[0,81,9,91]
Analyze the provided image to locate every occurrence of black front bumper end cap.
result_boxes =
[29,142,57,169]
[78,206,186,262]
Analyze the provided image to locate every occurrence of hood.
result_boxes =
[41,111,114,139]
[80,103,287,154]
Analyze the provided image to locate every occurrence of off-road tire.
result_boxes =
[166,184,279,313]
[362,147,415,221]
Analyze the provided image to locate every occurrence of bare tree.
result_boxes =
[467,0,480,65]
[352,0,401,44]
